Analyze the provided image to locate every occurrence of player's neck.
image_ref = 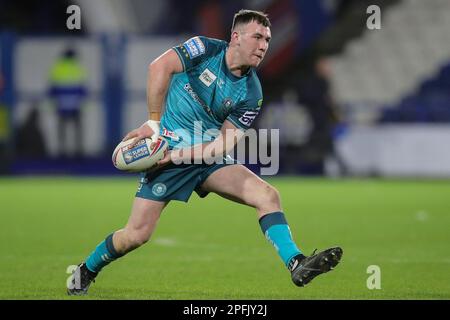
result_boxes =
[225,48,250,77]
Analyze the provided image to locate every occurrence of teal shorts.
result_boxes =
[135,160,238,202]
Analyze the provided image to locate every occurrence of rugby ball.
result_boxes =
[112,136,168,172]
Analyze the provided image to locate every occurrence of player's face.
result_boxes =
[236,21,271,67]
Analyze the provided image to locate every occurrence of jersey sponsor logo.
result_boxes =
[152,183,167,197]
[183,37,205,59]
[183,83,213,116]
[238,111,259,126]
[199,68,217,87]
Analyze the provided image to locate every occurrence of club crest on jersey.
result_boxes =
[222,98,233,109]
[238,111,259,126]
[183,37,205,59]
[199,68,217,87]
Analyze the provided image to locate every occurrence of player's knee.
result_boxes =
[266,185,281,207]
[125,229,151,249]
[256,184,281,210]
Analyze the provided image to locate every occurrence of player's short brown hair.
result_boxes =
[231,9,271,31]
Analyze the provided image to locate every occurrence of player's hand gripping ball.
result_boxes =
[112,136,168,172]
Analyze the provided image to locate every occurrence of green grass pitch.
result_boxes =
[0,177,449,299]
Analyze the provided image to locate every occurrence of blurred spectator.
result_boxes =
[15,101,47,158]
[48,47,87,158]
[297,56,347,175]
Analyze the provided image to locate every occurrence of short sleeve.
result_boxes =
[172,36,208,72]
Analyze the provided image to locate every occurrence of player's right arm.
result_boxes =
[146,49,183,121]
[123,49,183,144]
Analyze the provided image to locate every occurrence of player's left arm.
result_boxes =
[158,120,244,165]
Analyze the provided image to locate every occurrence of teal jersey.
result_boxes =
[160,36,264,148]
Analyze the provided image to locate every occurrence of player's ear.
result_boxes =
[231,30,240,43]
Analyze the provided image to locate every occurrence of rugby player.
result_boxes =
[68,9,342,295]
